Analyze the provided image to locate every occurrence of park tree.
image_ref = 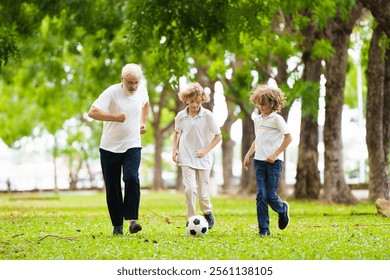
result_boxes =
[127,0,281,194]
[191,45,229,192]
[365,24,389,200]
[359,0,390,200]
[0,0,129,189]
[2,0,387,200]
[125,0,230,191]
[0,0,59,69]
[322,2,363,204]
[141,55,184,191]
[277,1,325,200]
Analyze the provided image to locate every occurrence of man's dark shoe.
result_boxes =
[204,213,215,229]
[129,221,142,234]
[113,226,123,235]
[278,201,290,230]
[259,230,270,237]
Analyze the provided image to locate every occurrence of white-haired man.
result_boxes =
[88,63,150,235]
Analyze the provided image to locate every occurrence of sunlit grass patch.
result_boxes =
[0,192,389,260]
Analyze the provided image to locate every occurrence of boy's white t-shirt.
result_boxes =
[92,83,149,153]
[175,106,221,170]
[254,112,289,161]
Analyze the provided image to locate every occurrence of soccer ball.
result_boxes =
[186,215,209,237]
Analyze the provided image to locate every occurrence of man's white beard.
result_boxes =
[123,86,137,96]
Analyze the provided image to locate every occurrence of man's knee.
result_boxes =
[123,173,139,185]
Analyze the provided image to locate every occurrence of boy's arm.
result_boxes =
[172,130,181,163]
[195,133,222,158]
[266,133,293,163]
[243,141,256,171]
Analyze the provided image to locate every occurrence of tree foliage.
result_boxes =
[1,0,386,201]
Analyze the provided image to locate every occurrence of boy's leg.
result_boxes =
[100,148,124,230]
[197,169,214,228]
[266,160,290,229]
[182,166,197,217]
[197,169,213,214]
[266,160,285,213]
[278,201,290,230]
[254,160,270,235]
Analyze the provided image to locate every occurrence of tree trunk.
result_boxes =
[322,5,363,204]
[240,115,256,194]
[149,81,180,191]
[384,44,390,196]
[175,164,184,191]
[53,137,59,193]
[276,58,290,199]
[85,159,95,188]
[6,178,11,193]
[173,92,187,191]
[152,132,165,191]
[69,157,82,191]
[220,102,236,193]
[277,108,290,199]
[366,25,389,200]
[294,32,322,199]
[295,115,321,199]
[358,0,390,199]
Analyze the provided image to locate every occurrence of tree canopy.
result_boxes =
[1,0,388,201]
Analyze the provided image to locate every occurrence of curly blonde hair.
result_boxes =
[250,84,286,113]
[178,82,210,103]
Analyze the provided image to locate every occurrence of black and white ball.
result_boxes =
[186,215,209,237]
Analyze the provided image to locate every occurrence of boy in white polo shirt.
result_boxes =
[243,84,292,237]
[172,83,222,229]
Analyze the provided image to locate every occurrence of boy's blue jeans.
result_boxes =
[254,159,285,232]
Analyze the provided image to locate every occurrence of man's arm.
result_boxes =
[88,106,126,122]
[140,102,150,134]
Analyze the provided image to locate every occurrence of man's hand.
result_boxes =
[116,112,127,122]
[172,151,179,164]
[140,123,147,134]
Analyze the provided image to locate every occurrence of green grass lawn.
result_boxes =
[0,191,389,260]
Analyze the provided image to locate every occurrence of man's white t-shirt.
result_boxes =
[92,83,149,153]
[175,107,221,170]
[254,112,289,161]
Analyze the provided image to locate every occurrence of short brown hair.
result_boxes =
[250,84,286,112]
[178,82,210,103]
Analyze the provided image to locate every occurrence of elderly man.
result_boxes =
[88,64,150,235]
